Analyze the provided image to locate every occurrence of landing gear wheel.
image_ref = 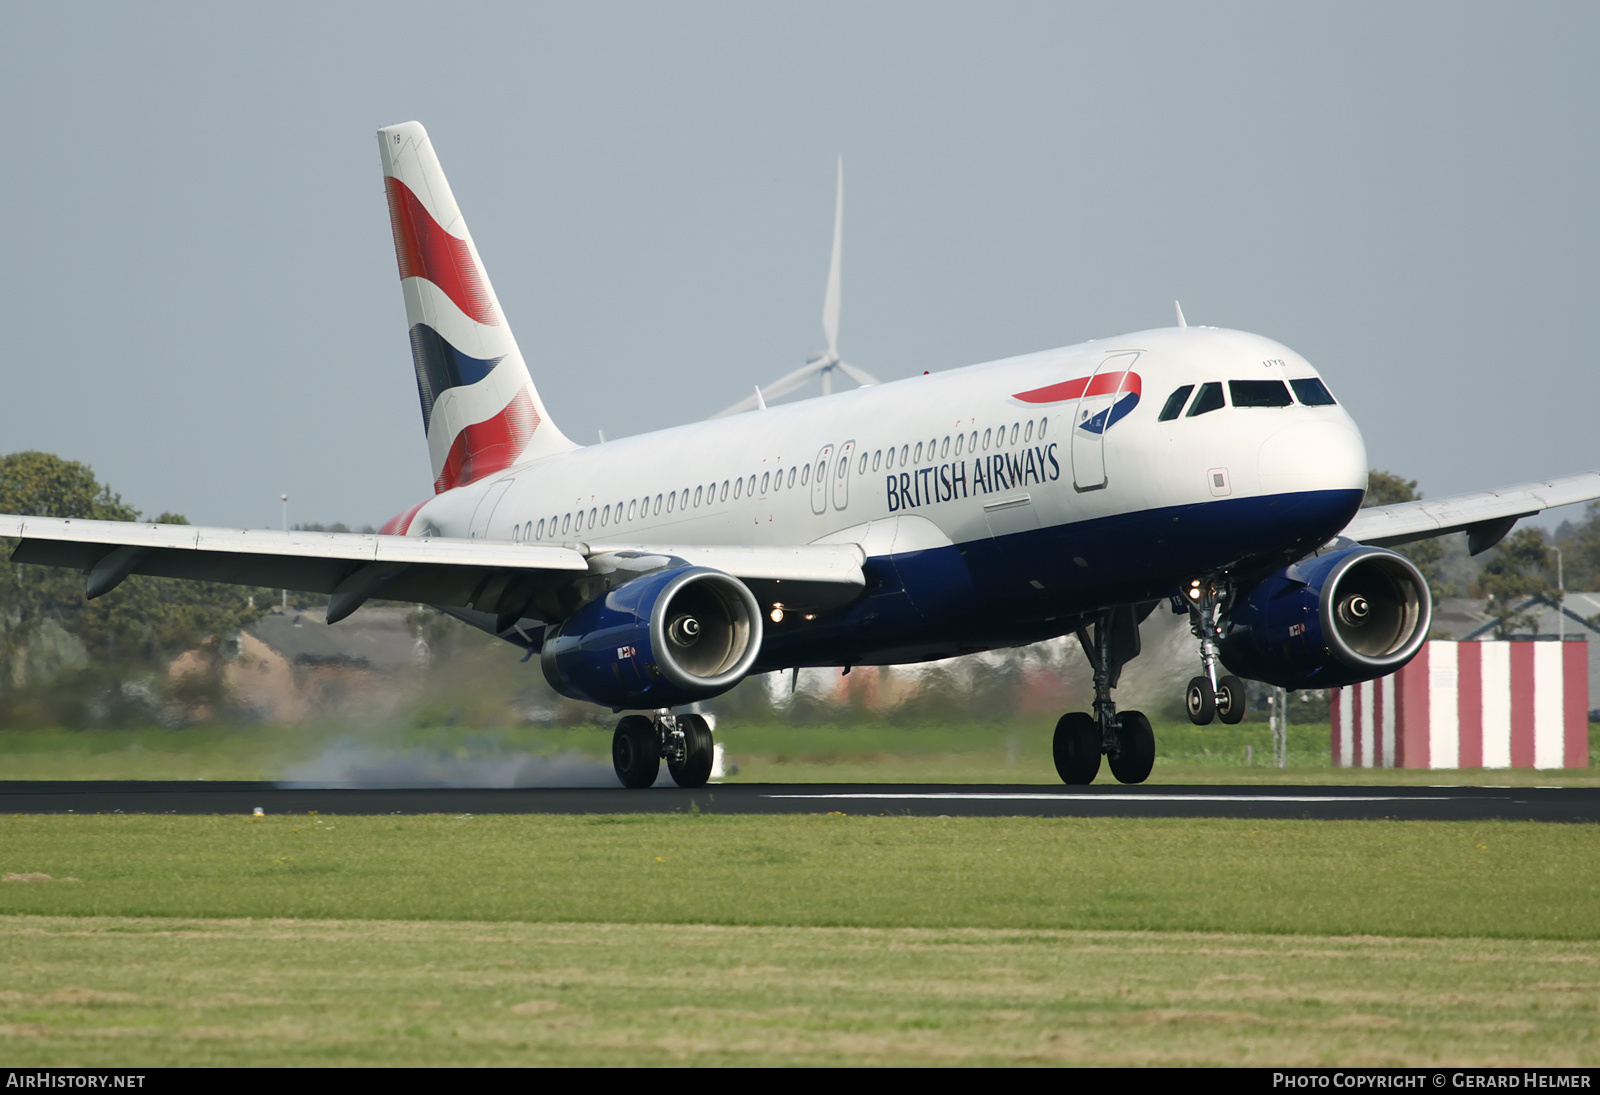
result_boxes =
[668,713,714,788]
[612,715,660,788]
[1108,710,1155,785]
[1052,711,1101,785]
[1185,676,1216,725]
[1215,675,1246,725]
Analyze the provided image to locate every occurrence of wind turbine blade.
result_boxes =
[835,360,878,388]
[760,364,824,401]
[821,157,843,358]
[712,392,762,418]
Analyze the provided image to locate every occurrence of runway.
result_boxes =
[1,781,1595,822]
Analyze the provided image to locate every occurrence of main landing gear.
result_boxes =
[1053,605,1156,786]
[612,711,715,789]
[1181,577,1244,726]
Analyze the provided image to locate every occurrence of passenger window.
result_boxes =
[747,474,756,496]
[721,479,730,500]
[667,492,675,513]
[1039,418,1047,438]
[761,472,770,494]
[940,437,950,459]
[1229,380,1293,407]
[885,447,895,469]
[654,494,663,515]
[1290,377,1338,406]
[899,444,909,465]
[600,506,609,527]
[982,428,991,450]
[1159,385,1195,421]
[536,518,545,539]
[562,513,571,534]
[1009,423,1019,445]
[858,453,867,475]
[680,489,689,509]
[574,510,584,532]
[800,464,809,485]
[734,478,742,499]
[1187,382,1225,417]
[787,467,796,488]
[627,500,637,521]
[694,485,703,507]
[914,442,923,463]
[954,434,963,456]
[589,507,597,527]
[1023,421,1033,443]
[970,430,979,449]
[873,450,882,470]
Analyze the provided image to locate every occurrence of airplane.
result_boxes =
[4,120,1598,789]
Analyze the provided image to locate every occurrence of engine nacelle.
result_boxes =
[540,566,763,709]
[1216,546,1432,690]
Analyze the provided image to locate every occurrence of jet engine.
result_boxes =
[540,566,764,709]
[1215,545,1431,690]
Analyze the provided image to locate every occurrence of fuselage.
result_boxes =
[399,325,1367,668]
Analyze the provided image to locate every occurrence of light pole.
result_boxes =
[280,493,288,610]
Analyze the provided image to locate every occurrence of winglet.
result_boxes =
[1175,300,1188,329]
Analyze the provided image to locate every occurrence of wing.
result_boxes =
[0,516,866,630]
[1340,470,1600,555]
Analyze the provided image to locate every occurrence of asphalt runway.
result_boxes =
[1,781,1595,822]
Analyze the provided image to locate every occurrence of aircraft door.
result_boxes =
[810,444,833,515]
[1071,351,1139,492]
[469,478,516,539]
[831,440,855,511]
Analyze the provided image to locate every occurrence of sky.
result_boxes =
[3,3,1597,532]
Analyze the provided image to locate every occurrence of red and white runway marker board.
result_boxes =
[1330,641,1589,768]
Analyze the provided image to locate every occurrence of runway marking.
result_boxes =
[762,792,1457,803]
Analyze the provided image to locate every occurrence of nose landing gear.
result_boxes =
[1182,578,1245,725]
[612,710,715,788]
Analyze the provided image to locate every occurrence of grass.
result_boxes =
[0,720,1594,785]
[0,814,1594,938]
[0,814,1596,1066]
[3,917,1595,1067]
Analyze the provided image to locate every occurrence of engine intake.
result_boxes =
[541,566,763,708]
[1216,546,1431,690]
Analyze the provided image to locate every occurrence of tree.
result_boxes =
[1474,528,1557,639]
[1362,469,1448,599]
[0,452,269,726]
[1554,502,1600,592]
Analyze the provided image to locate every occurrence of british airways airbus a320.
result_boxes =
[5,122,1597,788]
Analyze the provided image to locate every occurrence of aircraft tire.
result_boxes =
[668,714,715,788]
[613,715,661,788]
[1108,710,1155,785]
[1052,711,1101,785]
[1215,676,1246,725]
[1185,677,1215,725]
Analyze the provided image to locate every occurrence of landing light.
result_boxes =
[770,606,784,623]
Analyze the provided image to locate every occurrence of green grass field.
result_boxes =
[1,722,1595,1065]
[1,813,1597,1065]
[0,719,1594,785]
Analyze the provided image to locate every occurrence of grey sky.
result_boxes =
[3,3,1596,532]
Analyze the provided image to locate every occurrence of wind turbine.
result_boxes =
[713,158,878,417]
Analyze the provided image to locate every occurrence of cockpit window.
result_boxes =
[1186,381,1225,417]
[1290,377,1338,406]
[1229,380,1293,407]
[1158,385,1194,422]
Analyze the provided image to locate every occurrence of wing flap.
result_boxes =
[0,516,866,620]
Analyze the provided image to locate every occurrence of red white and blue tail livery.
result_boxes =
[379,122,574,496]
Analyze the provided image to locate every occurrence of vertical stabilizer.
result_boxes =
[378,122,575,493]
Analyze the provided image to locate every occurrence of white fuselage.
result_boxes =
[408,326,1365,556]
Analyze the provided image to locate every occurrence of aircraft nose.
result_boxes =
[1257,419,1367,494]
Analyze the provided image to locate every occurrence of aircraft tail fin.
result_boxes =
[377,122,575,493]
